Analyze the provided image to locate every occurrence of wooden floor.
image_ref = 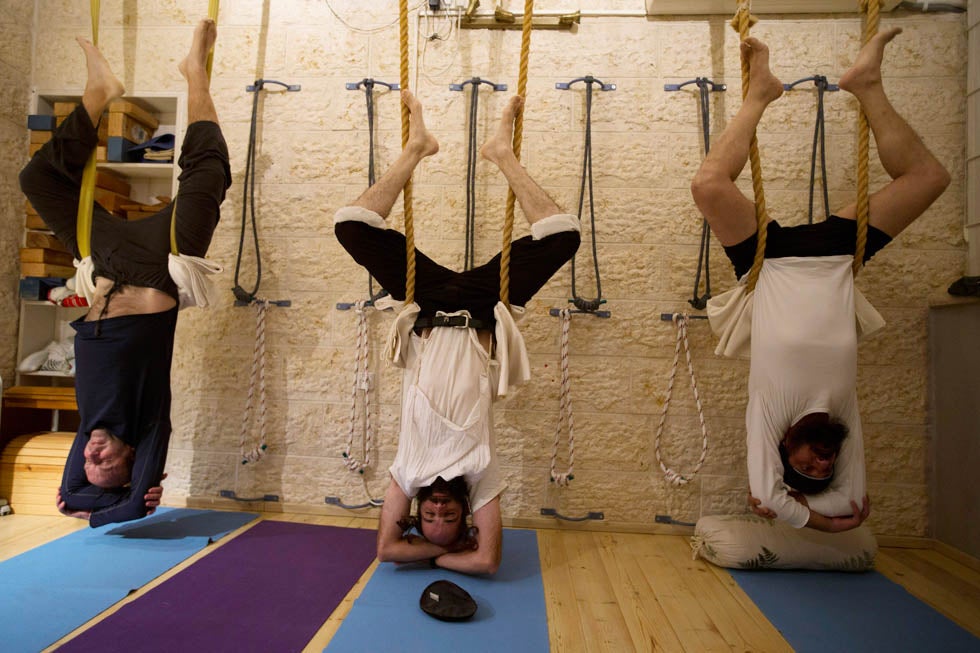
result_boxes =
[2,512,979,652]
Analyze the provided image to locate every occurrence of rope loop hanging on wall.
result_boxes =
[550,308,575,486]
[654,314,709,486]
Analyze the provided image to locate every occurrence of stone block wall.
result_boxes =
[1,1,36,384]
[20,0,967,536]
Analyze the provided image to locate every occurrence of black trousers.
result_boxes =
[335,219,580,324]
[19,105,231,300]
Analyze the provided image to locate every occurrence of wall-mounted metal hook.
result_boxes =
[450,77,508,92]
[664,77,726,93]
[246,79,301,92]
[784,74,839,92]
[540,507,605,522]
[556,75,616,92]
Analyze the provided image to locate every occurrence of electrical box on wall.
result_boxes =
[645,0,901,14]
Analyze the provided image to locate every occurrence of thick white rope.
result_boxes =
[654,313,708,485]
[343,300,375,473]
[550,308,575,486]
[239,300,269,464]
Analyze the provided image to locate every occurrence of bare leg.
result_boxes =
[77,37,125,125]
[480,96,561,225]
[353,90,439,218]
[179,19,219,124]
[835,27,950,237]
[690,38,784,246]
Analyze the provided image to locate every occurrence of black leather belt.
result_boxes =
[414,314,489,330]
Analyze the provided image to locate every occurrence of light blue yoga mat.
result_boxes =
[1,507,258,653]
[730,569,980,653]
[326,529,549,653]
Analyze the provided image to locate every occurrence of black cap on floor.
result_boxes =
[419,580,477,621]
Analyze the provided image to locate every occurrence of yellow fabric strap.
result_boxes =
[170,0,221,255]
[730,0,769,293]
[76,0,102,259]
[500,0,534,306]
[398,0,416,303]
[853,0,879,276]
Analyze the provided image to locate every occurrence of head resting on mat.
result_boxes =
[779,412,848,494]
[400,476,475,548]
[84,428,136,489]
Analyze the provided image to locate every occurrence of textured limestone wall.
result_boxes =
[24,1,966,536]
[1,1,35,385]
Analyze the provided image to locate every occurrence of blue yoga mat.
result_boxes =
[326,529,548,653]
[1,508,257,653]
[730,569,980,653]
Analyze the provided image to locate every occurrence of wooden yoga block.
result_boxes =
[28,142,44,157]
[25,231,70,253]
[108,99,160,130]
[105,111,153,144]
[53,101,78,118]
[96,169,132,197]
[126,211,158,221]
[94,186,131,216]
[25,213,47,230]
[0,432,74,516]
[20,248,74,267]
[25,199,39,216]
[30,130,52,144]
[20,246,72,264]
[21,261,76,278]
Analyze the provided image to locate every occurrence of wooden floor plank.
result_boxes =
[877,547,980,638]
[594,531,688,652]
[563,530,637,652]
[538,529,590,652]
[660,535,793,653]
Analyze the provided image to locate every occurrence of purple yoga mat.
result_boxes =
[56,520,378,653]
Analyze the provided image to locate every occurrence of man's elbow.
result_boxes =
[476,547,502,575]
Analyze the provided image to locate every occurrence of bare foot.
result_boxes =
[838,26,902,95]
[480,95,523,165]
[179,18,217,81]
[402,90,439,158]
[741,38,783,105]
[77,37,124,121]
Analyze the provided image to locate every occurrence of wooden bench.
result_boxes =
[2,385,77,411]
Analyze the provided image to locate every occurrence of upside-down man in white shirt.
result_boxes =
[335,91,580,573]
[691,30,949,532]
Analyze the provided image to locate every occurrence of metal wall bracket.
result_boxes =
[540,507,605,522]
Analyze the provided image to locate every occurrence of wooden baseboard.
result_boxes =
[932,539,980,574]
[182,495,696,535]
[876,535,934,549]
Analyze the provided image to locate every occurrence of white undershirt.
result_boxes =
[388,311,505,513]
[747,255,867,528]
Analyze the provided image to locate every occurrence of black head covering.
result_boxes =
[779,442,834,495]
